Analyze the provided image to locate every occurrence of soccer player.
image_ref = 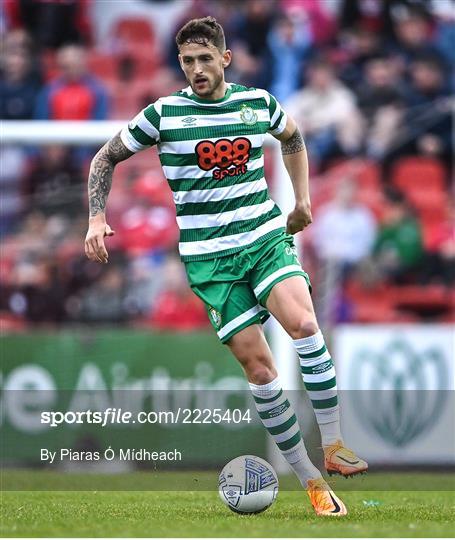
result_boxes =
[84,17,367,516]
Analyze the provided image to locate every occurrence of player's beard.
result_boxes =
[191,71,224,99]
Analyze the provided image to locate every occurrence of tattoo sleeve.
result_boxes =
[88,132,134,217]
[281,127,305,155]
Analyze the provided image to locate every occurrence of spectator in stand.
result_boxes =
[338,0,386,35]
[124,255,164,319]
[2,28,33,53]
[372,188,424,284]
[356,54,405,158]
[311,177,377,277]
[1,210,67,324]
[4,0,92,49]
[280,0,337,46]
[148,253,208,331]
[0,45,42,120]
[0,145,28,235]
[338,26,384,90]
[3,254,66,324]
[286,57,363,170]
[406,55,451,159]
[420,198,455,287]
[0,31,42,235]
[35,44,108,120]
[229,0,277,89]
[2,210,49,259]
[77,264,130,324]
[24,145,85,217]
[389,5,447,76]
[432,0,455,72]
[267,13,313,103]
[338,0,431,39]
[385,55,452,170]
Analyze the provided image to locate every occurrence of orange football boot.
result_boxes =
[307,478,347,516]
[324,440,368,477]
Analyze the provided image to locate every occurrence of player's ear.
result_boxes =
[178,53,184,71]
[222,49,232,68]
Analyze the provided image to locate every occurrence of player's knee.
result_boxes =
[246,361,277,385]
[287,318,319,340]
[236,353,277,384]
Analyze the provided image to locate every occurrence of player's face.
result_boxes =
[179,42,231,100]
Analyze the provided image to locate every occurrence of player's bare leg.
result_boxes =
[266,275,368,478]
[227,324,346,515]
[227,324,277,384]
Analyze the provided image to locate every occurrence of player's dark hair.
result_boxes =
[175,16,226,52]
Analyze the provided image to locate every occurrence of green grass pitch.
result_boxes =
[1,470,454,537]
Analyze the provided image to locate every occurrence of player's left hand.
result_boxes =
[286,202,312,234]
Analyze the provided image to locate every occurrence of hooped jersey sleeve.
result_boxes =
[120,101,161,153]
[265,92,287,136]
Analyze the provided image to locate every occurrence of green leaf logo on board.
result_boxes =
[240,104,258,126]
[349,339,447,447]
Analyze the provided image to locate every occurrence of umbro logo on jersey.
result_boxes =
[182,117,197,126]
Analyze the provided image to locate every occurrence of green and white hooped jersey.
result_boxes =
[120,83,287,262]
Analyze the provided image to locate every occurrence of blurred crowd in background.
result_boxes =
[1,0,454,331]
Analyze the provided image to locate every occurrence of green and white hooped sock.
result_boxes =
[249,377,322,487]
[294,331,342,447]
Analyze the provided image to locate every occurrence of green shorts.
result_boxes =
[184,232,311,343]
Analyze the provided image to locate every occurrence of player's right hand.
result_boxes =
[84,218,115,264]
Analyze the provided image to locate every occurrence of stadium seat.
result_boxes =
[345,281,400,322]
[111,18,160,67]
[0,312,26,331]
[390,285,452,317]
[355,160,381,190]
[357,189,385,220]
[126,54,158,80]
[87,52,118,81]
[421,218,448,250]
[392,157,446,194]
[132,171,174,208]
[105,79,149,119]
[116,151,163,186]
[114,18,155,46]
[407,188,447,212]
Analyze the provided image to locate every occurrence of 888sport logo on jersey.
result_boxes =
[196,137,251,180]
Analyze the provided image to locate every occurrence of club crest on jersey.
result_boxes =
[240,104,258,126]
[208,306,222,329]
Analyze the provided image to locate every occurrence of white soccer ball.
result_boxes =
[218,455,278,514]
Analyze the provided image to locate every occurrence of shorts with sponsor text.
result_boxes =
[184,232,311,343]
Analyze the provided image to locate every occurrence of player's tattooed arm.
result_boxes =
[281,127,305,155]
[278,118,312,233]
[88,132,133,217]
[85,133,133,263]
